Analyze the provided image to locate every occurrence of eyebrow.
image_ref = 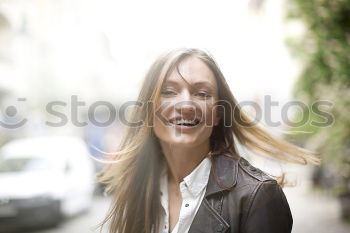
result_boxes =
[163,80,215,91]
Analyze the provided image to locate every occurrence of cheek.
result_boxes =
[152,103,171,139]
[153,119,169,144]
[153,120,162,140]
[202,104,219,126]
[153,107,165,137]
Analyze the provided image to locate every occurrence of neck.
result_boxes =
[160,140,210,185]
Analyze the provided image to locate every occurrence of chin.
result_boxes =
[166,136,203,147]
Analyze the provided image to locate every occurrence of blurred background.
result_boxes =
[0,0,349,232]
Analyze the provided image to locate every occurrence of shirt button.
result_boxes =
[185,203,189,207]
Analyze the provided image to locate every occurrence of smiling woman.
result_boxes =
[97,48,320,233]
[154,56,220,150]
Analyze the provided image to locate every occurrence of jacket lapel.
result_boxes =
[187,198,230,233]
[188,154,239,233]
[205,154,239,197]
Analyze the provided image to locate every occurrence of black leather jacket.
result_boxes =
[188,154,293,233]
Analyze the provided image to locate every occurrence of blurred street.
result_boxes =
[285,166,350,233]
[24,166,350,233]
[29,195,111,233]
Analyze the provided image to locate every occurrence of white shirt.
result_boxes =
[157,157,212,233]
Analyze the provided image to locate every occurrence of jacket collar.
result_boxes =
[205,153,239,197]
[188,154,239,233]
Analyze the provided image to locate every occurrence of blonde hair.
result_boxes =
[97,48,320,233]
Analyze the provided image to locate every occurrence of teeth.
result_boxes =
[175,119,196,125]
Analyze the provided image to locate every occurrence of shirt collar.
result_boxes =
[183,157,212,197]
[160,152,212,197]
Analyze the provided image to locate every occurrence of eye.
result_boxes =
[195,92,212,98]
[161,89,176,96]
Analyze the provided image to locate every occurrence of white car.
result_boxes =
[0,136,96,231]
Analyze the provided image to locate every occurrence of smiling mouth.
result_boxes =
[168,119,201,127]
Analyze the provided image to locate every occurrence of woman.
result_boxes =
[98,48,320,233]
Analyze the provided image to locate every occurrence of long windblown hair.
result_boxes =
[97,48,320,233]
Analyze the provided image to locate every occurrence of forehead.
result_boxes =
[164,56,217,90]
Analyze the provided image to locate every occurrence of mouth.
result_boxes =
[168,118,201,127]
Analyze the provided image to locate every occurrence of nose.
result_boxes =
[175,90,196,113]
[176,101,196,113]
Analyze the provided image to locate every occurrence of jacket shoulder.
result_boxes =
[237,156,276,183]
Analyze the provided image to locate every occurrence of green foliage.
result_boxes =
[286,0,350,102]
[286,0,350,195]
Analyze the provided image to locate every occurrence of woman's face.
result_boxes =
[153,56,220,148]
